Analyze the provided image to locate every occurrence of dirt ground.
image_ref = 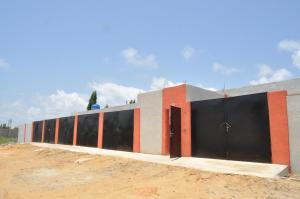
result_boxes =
[0,145,300,199]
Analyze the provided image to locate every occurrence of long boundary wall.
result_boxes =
[29,104,140,154]
[16,80,300,173]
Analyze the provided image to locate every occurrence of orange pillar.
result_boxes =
[181,102,191,157]
[133,108,140,153]
[267,91,290,166]
[73,114,78,145]
[55,118,60,144]
[162,84,187,155]
[98,112,104,149]
[31,122,34,142]
[41,120,45,143]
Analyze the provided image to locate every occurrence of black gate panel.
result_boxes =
[58,116,74,145]
[191,98,226,159]
[103,110,134,152]
[170,106,181,158]
[77,113,99,147]
[44,119,56,143]
[226,93,271,163]
[33,121,43,142]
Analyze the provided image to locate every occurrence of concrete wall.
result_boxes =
[17,125,25,143]
[186,84,223,102]
[0,128,18,138]
[287,94,300,172]
[34,104,138,124]
[225,78,300,173]
[138,90,162,154]
[224,78,300,96]
[17,123,32,143]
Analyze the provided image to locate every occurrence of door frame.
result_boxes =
[170,106,182,158]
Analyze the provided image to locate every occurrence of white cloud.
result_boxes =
[0,90,88,126]
[213,62,239,75]
[27,107,42,116]
[38,90,88,118]
[150,77,181,90]
[181,46,195,61]
[278,40,300,52]
[197,84,217,92]
[0,101,45,126]
[292,50,300,68]
[278,40,300,68]
[122,47,158,68]
[257,64,273,77]
[89,82,144,106]
[0,58,10,69]
[249,64,292,85]
[2,77,217,126]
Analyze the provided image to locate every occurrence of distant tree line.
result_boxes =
[0,123,9,129]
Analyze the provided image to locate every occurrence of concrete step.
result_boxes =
[31,142,288,178]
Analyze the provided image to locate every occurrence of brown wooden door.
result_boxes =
[170,106,181,158]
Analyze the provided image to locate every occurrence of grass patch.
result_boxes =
[0,136,17,144]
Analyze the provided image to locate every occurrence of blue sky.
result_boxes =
[1,0,300,125]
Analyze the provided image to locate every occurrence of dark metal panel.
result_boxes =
[191,98,226,159]
[77,113,99,147]
[103,110,134,152]
[58,116,74,145]
[44,119,56,144]
[33,121,43,142]
[170,106,181,158]
[226,93,271,163]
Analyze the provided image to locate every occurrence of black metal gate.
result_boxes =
[170,106,181,158]
[44,119,56,143]
[191,98,226,159]
[33,121,43,142]
[103,110,134,152]
[191,93,271,163]
[58,116,74,145]
[77,113,99,147]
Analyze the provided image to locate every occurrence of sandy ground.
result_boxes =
[0,144,300,199]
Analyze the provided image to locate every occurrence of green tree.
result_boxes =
[87,90,97,110]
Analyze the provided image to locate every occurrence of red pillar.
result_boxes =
[133,108,140,153]
[98,112,104,149]
[31,122,34,142]
[181,102,191,157]
[55,118,60,144]
[41,120,45,143]
[162,84,188,155]
[267,91,290,166]
[73,114,78,145]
